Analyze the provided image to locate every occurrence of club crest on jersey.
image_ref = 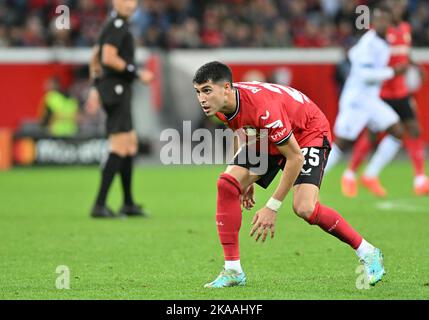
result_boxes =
[261,110,270,120]
[114,19,124,28]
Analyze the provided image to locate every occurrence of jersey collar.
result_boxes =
[226,89,240,121]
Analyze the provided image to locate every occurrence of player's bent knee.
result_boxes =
[128,143,138,156]
[388,123,404,139]
[109,142,128,157]
[224,166,257,191]
[217,173,242,197]
[335,138,352,152]
[111,147,128,157]
[109,133,131,157]
[406,123,421,138]
[128,148,138,156]
[292,202,316,220]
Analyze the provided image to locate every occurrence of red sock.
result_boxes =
[216,173,243,261]
[349,133,373,172]
[307,202,362,249]
[404,137,426,176]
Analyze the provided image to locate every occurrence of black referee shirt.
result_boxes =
[97,12,135,82]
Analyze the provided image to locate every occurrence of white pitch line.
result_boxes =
[376,198,429,213]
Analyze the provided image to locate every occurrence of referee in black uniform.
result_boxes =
[86,0,153,218]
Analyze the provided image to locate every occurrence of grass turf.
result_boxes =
[0,162,428,299]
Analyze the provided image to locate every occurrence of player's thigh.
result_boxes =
[292,184,320,219]
[385,97,420,137]
[334,100,368,141]
[126,130,138,155]
[367,98,400,133]
[228,145,285,190]
[386,96,417,122]
[109,132,129,156]
[403,119,421,137]
[402,98,420,137]
[225,165,260,191]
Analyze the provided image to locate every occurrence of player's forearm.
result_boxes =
[102,53,127,73]
[102,52,142,81]
[271,156,304,202]
[89,45,101,80]
[89,45,99,67]
[359,66,395,83]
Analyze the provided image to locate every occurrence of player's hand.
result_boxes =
[250,207,277,242]
[393,63,408,76]
[139,69,154,84]
[85,87,100,115]
[241,184,255,210]
[90,63,102,80]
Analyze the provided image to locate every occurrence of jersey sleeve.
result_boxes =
[357,65,395,83]
[356,43,394,82]
[259,102,293,145]
[103,22,126,49]
[350,33,395,83]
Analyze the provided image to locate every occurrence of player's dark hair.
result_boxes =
[193,61,233,86]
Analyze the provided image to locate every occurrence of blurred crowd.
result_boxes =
[1,0,429,49]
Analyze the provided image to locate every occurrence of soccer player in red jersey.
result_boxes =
[341,0,429,197]
[193,61,385,288]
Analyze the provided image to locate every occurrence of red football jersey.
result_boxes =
[381,22,412,99]
[215,82,332,156]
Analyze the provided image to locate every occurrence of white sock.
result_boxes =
[364,135,401,178]
[225,260,243,273]
[355,239,375,259]
[414,174,428,187]
[343,168,356,179]
[325,144,343,174]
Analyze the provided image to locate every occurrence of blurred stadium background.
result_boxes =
[0,0,428,167]
[1,0,429,300]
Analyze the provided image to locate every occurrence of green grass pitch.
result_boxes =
[0,161,428,299]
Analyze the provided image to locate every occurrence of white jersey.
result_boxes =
[343,30,394,98]
[334,30,399,140]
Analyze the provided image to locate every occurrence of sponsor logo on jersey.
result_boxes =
[265,120,283,129]
[270,128,288,141]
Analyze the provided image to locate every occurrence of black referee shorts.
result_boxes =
[97,78,133,135]
[383,96,416,122]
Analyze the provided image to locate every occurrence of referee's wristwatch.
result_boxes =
[125,64,140,80]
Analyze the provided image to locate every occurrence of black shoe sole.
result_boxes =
[91,214,116,218]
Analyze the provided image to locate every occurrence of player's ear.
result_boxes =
[224,81,232,92]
